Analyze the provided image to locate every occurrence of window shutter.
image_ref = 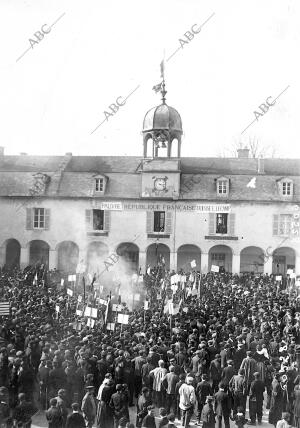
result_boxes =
[165,212,173,234]
[146,211,154,233]
[103,210,111,231]
[229,213,235,235]
[26,208,33,230]
[44,209,50,230]
[273,214,279,236]
[208,213,215,235]
[85,209,92,230]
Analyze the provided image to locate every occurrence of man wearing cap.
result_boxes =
[196,373,213,426]
[240,351,258,394]
[209,354,222,393]
[249,372,265,425]
[81,385,97,428]
[178,377,196,428]
[214,383,231,428]
[162,365,179,414]
[110,384,128,428]
[55,389,68,427]
[66,402,86,428]
[221,360,234,388]
[201,396,215,428]
[229,368,247,416]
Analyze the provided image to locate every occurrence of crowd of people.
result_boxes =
[0,262,299,428]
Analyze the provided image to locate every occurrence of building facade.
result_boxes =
[0,99,299,276]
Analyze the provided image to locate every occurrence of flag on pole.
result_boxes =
[152,82,162,93]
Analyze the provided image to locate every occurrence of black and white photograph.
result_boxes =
[0,1,299,427]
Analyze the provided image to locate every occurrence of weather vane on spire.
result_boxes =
[152,55,167,104]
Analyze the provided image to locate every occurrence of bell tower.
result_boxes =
[140,82,183,199]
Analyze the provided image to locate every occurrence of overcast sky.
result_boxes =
[0,0,299,159]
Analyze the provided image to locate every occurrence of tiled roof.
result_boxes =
[0,155,299,201]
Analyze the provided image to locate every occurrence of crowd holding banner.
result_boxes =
[0,261,299,428]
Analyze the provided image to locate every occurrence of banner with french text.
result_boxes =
[92,201,231,213]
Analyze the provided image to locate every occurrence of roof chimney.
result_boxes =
[237,147,249,158]
[0,146,4,156]
[20,152,27,155]
[65,152,72,156]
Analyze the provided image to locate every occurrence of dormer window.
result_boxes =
[95,178,104,192]
[216,177,229,196]
[93,174,107,195]
[282,181,292,196]
[277,177,293,197]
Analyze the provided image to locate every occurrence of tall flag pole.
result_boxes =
[152,51,167,104]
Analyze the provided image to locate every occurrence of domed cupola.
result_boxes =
[142,81,183,158]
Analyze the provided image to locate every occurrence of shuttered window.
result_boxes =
[146,211,154,233]
[103,210,111,231]
[209,213,235,235]
[85,209,109,231]
[165,212,173,234]
[228,213,235,235]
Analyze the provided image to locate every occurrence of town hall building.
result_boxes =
[0,92,299,277]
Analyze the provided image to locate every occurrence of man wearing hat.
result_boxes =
[81,385,97,428]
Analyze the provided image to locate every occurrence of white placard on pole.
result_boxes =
[144,301,149,310]
[117,313,129,324]
[107,323,115,331]
[60,278,64,286]
[91,308,98,319]
[84,306,92,317]
[275,275,282,281]
[55,305,60,313]
[67,288,73,297]
[78,295,82,303]
[211,265,219,273]
[76,309,83,316]
[112,304,122,312]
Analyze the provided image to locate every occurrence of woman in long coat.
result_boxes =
[269,373,283,427]
[96,379,114,428]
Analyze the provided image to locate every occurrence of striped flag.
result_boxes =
[0,302,10,316]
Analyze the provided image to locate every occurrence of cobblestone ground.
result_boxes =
[32,395,275,428]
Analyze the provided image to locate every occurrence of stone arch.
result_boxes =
[177,244,201,271]
[208,244,233,272]
[4,239,21,268]
[272,246,296,275]
[29,240,50,266]
[146,243,170,270]
[240,246,265,273]
[116,242,139,272]
[57,241,79,273]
